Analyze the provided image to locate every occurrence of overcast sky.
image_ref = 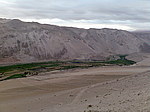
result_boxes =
[0,0,150,31]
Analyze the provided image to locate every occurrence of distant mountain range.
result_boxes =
[0,18,150,63]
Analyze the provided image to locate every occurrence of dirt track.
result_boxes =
[0,58,150,112]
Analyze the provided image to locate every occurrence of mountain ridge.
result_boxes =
[0,19,150,64]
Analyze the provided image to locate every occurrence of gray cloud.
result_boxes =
[0,0,150,30]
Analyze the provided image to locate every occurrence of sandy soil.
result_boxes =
[0,58,150,112]
[135,54,150,67]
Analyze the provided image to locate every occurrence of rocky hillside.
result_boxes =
[133,31,150,53]
[0,19,149,63]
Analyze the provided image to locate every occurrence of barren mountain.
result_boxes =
[0,19,150,63]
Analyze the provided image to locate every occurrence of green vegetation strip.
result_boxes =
[103,59,136,65]
[0,57,136,81]
[1,74,27,81]
[0,62,61,73]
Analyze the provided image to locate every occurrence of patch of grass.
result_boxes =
[0,63,40,73]
[40,63,60,68]
[104,59,136,65]
[28,64,60,71]
[0,62,61,73]
[2,74,27,81]
[61,65,80,70]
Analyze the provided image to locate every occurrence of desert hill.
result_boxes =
[0,19,150,63]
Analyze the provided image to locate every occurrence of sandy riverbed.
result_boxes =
[0,57,150,112]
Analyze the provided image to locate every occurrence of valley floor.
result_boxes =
[0,58,150,112]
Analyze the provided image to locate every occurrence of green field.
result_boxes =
[0,57,136,81]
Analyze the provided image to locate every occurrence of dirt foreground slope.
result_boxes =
[0,59,150,112]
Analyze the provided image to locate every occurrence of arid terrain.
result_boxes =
[0,0,150,111]
[0,19,150,64]
[0,55,150,112]
[0,18,150,112]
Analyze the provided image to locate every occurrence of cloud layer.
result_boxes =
[0,0,150,30]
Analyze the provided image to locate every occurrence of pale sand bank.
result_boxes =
[0,64,150,112]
